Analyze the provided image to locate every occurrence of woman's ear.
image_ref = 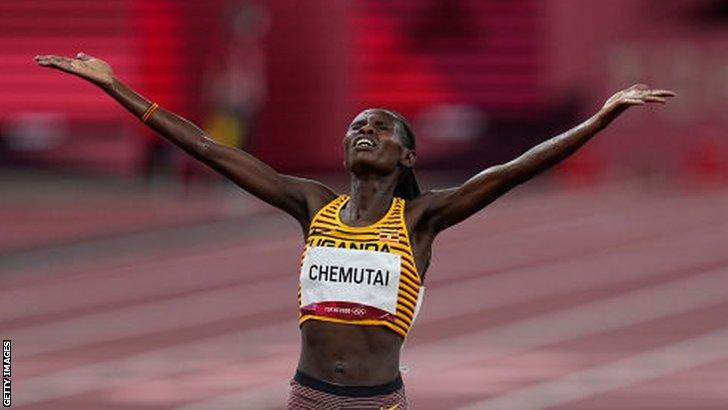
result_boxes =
[401,149,416,168]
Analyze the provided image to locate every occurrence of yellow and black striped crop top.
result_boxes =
[298,194,424,338]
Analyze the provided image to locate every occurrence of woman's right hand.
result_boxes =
[35,52,115,88]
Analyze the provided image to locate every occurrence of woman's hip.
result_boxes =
[287,370,407,409]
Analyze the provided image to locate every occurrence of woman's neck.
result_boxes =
[344,174,398,225]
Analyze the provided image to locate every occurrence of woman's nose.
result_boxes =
[359,124,375,134]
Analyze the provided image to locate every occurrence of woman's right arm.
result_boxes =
[35,53,336,226]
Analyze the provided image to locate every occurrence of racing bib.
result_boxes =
[300,246,402,321]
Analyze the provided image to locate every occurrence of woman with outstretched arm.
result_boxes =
[35,52,674,409]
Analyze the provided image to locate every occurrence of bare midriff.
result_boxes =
[297,320,402,385]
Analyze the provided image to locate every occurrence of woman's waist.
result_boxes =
[298,320,402,385]
[293,369,403,397]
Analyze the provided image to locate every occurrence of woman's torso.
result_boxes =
[297,194,434,385]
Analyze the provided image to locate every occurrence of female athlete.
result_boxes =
[35,52,674,409]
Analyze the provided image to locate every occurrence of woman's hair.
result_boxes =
[380,109,421,200]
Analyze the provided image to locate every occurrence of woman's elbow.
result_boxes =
[192,135,216,159]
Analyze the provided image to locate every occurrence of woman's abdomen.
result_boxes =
[297,320,402,385]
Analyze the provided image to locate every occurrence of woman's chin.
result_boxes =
[348,160,394,177]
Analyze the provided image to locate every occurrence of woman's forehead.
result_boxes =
[351,109,396,123]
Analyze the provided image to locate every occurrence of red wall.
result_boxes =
[542,0,728,179]
[2,0,724,180]
[251,0,352,172]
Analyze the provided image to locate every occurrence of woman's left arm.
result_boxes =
[419,84,675,233]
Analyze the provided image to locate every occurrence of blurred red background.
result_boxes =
[1,2,727,409]
[1,0,725,182]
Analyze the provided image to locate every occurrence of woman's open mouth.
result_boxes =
[353,137,376,151]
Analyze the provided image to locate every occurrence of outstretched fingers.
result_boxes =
[35,55,70,68]
[625,87,676,105]
[34,55,56,66]
[650,89,676,97]
[35,54,85,75]
[642,89,676,104]
[604,84,676,111]
[644,95,668,103]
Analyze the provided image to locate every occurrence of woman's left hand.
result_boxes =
[601,84,676,116]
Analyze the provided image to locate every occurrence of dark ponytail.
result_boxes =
[394,166,421,200]
[382,109,421,200]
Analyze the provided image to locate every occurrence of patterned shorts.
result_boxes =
[287,371,408,410]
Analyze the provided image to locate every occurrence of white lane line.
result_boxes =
[422,224,726,322]
[456,327,728,410]
[403,267,728,376]
[176,266,728,409]
[13,321,299,407]
[173,381,291,410]
[0,237,300,322]
[9,276,295,357]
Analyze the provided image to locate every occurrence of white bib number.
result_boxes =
[300,246,401,314]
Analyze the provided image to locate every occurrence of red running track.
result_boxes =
[2,186,727,409]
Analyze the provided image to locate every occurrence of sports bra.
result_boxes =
[298,194,425,338]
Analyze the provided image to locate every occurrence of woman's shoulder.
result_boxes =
[403,190,439,231]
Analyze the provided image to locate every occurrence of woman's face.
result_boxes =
[343,109,413,175]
